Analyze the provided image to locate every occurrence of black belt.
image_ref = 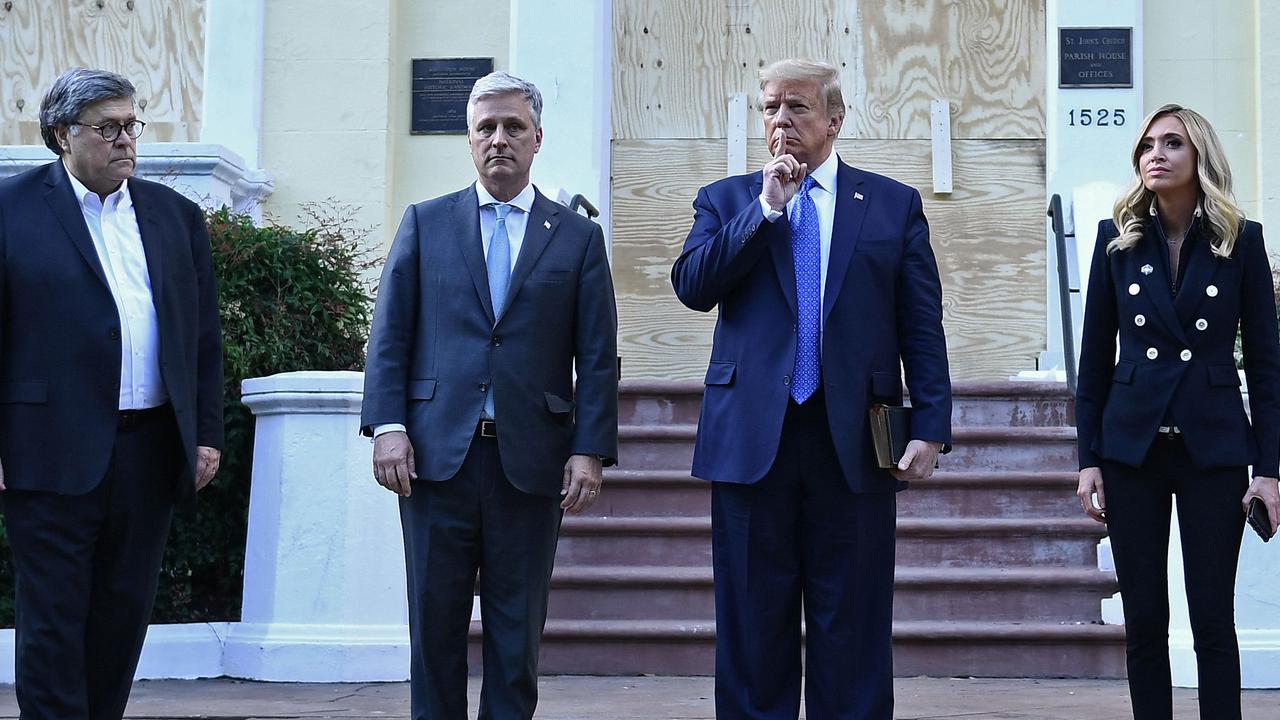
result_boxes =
[476,419,497,438]
[118,404,169,429]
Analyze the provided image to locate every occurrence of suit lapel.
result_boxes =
[1133,227,1187,343]
[822,161,868,323]
[452,186,496,324]
[42,162,110,290]
[128,180,166,300]
[758,174,798,319]
[1172,228,1220,326]
[500,191,558,323]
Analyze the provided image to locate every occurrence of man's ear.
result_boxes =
[827,111,845,139]
[54,125,72,154]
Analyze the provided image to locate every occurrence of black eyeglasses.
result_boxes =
[72,119,146,142]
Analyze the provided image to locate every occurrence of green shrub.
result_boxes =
[0,203,374,626]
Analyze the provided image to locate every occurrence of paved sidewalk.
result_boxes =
[0,677,1275,719]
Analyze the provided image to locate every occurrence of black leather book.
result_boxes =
[868,404,911,469]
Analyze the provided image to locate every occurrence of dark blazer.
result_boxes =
[0,160,224,498]
[360,185,618,497]
[1076,218,1280,476]
[671,160,952,493]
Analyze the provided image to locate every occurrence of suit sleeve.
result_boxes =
[1075,221,1119,470]
[896,189,952,448]
[671,184,784,312]
[570,223,620,464]
[191,204,224,450]
[1238,224,1280,477]
[360,206,421,435]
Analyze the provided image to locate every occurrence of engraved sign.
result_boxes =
[1059,28,1132,88]
[411,57,494,134]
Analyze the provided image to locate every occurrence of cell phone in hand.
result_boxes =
[1247,497,1274,542]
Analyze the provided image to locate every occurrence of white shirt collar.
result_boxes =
[63,160,131,211]
[475,182,535,214]
[806,151,839,194]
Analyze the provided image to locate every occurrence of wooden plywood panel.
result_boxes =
[0,0,206,146]
[614,0,1043,141]
[612,138,1046,381]
[613,0,731,139]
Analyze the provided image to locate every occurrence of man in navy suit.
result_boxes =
[672,59,952,720]
[0,68,223,720]
[361,71,618,719]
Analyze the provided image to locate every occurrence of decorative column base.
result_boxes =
[222,622,408,682]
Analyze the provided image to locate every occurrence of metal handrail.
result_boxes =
[1048,194,1077,395]
[568,194,600,219]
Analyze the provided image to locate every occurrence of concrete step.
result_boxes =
[617,380,1076,429]
[898,471,1081,518]
[471,619,1125,677]
[616,425,1080,474]
[546,565,1117,624]
[554,516,1106,568]
[590,469,709,517]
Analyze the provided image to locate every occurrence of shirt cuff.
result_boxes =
[373,423,407,438]
[759,195,784,223]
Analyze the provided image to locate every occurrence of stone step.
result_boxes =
[592,470,1083,519]
[469,619,1125,677]
[616,425,1080,473]
[617,380,1076,428]
[554,516,1106,568]
[546,565,1116,623]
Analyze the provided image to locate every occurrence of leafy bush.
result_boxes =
[0,203,374,625]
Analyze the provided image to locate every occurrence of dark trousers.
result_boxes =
[712,390,897,720]
[3,407,181,720]
[399,429,563,720]
[1103,435,1247,720]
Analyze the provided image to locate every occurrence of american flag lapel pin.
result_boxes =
[854,192,865,201]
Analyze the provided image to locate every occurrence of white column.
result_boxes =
[509,0,613,248]
[222,371,409,682]
[1257,0,1280,252]
[201,0,266,168]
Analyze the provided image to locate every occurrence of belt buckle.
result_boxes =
[479,419,497,438]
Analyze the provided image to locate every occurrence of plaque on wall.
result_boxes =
[1059,28,1132,89]
[411,57,494,134]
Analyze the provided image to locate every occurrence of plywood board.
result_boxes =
[612,137,1046,381]
[0,0,206,146]
[613,0,1044,140]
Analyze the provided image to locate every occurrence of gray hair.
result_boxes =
[466,71,543,129]
[39,68,135,156]
[757,59,845,118]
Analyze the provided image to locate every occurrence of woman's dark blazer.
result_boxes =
[1076,218,1280,477]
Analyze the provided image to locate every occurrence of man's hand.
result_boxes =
[561,454,603,513]
[761,129,808,212]
[195,446,221,491]
[889,439,943,483]
[1077,467,1106,523]
[0,455,5,491]
[1243,475,1280,529]
[373,431,416,497]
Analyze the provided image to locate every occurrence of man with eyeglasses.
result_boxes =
[0,68,223,719]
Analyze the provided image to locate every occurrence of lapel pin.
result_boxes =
[1140,264,1153,275]
[854,192,865,201]
[544,220,552,230]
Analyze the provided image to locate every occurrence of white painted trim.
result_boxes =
[727,93,748,177]
[201,0,267,167]
[929,100,952,194]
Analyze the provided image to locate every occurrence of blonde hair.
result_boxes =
[1109,104,1242,258]
[757,59,844,118]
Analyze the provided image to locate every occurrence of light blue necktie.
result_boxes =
[484,203,512,418]
[790,176,820,404]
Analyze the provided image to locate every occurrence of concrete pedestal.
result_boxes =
[222,371,409,681]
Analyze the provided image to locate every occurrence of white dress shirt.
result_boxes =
[373,182,537,438]
[759,151,839,337]
[65,163,167,410]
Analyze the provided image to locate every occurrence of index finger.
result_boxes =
[771,128,786,157]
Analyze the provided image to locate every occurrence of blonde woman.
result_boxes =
[1075,104,1280,719]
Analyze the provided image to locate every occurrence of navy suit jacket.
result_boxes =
[1076,218,1280,476]
[361,185,619,498]
[671,160,952,493]
[0,161,224,499]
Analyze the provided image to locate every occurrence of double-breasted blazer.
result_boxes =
[1076,218,1280,476]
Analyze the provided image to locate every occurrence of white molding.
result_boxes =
[202,0,267,167]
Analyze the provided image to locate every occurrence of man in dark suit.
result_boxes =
[361,71,618,719]
[671,59,952,720]
[0,68,223,719]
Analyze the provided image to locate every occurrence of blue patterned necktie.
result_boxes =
[484,203,512,418]
[790,176,820,403]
